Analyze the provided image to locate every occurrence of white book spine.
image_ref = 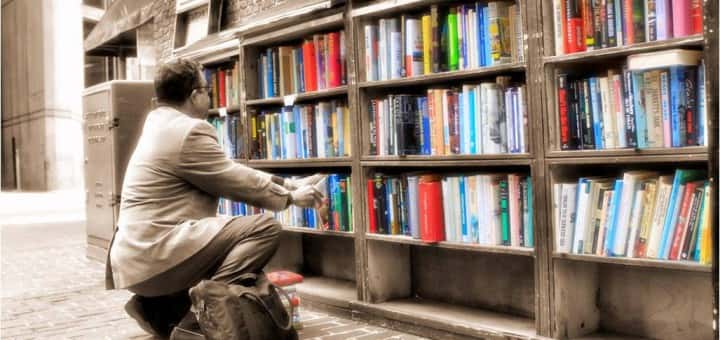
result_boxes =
[572,181,590,254]
[553,0,564,55]
[599,77,617,149]
[365,25,378,81]
[389,19,402,79]
[559,183,578,253]
[442,177,453,242]
[625,188,646,257]
[646,178,672,258]
[612,174,639,256]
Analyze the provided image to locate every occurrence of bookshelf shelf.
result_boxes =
[366,233,534,256]
[544,152,709,165]
[240,11,345,48]
[353,298,537,339]
[553,253,711,273]
[281,225,355,238]
[245,86,349,106]
[545,146,709,159]
[573,332,650,340]
[296,276,358,310]
[208,104,242,115]
[357,63,526,89]
[543,35,704,65]
[360,155,532,167]
[247,158,353,169]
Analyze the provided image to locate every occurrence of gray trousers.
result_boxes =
[127,213,281,297]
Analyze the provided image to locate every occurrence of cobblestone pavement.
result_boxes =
[1,218,425,340]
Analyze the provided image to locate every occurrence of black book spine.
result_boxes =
[580,79,596,149]
[622,67,638,147]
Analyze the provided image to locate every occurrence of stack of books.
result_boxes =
[251,101,351,160]
[556,49,706,150]
[553,168,712,263]
[257,30,347,98]
[552,0,703,55]
[368,173,533,247]
[204,61,241,108]
[218,174,353,232]
[370,80,526,156]
[364,1,524,81]
[208,115,242,159]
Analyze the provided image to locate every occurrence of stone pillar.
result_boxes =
[1,0,84,191]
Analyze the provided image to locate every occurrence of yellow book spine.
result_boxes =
[700,186,712,264]
[422,14,432,75]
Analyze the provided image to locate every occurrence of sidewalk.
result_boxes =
[0,192,425,339]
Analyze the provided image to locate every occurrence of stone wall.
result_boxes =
[152,0,289,62]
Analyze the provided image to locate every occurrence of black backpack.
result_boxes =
[185,273,298,340]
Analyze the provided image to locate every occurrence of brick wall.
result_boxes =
[152,0,289,62]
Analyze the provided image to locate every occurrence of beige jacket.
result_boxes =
[107,106,291,289]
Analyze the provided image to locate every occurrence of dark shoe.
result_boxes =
[124,293,192,339]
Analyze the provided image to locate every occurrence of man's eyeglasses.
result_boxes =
[195,86,212,93]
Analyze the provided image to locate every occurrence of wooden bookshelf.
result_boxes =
[353,298,537,339]
[553,253,712,273]
[208,104,242,115]
[366,233,534,256]
[170,0,719,338]
[358,63,526,89]
[244,86,349,106]
[282,225,355,238]
[543,35,704,65]
[248,158,353,169]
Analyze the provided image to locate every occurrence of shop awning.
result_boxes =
[84,0,155,56]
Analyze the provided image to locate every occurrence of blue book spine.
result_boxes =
[337,105,345,157]
[280,110,288,159]
[525,177,533,247]
[294,106,303,159]
[266,49,275,98]
[589,77,604,149]
[476,3,484,67]
[659,170,685,259]
[297,48,305,93]
[328,174,340,230]
[669,66,687,147]
[461,5,468,69]
[459,176,469,243]
[631,72,647,148]
[482,6,491,67]
[656,0,669,40]
[604,179,624,255]
[697,62,706,146]
[385,178,394,234]
[420,97,431,155]
[468,89,477,154]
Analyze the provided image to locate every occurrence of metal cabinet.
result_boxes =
[82,80,154,261]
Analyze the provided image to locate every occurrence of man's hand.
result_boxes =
[284,173,326,191]
[290,185,324,208]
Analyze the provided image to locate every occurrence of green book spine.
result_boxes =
[526,177,534,247]
[500,179,510,245]
[346,176,352,232]
[339,177,348,232]
[447,9,459,71]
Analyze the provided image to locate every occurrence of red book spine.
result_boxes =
[419,175,444,243]
[367,179,377,233]
[565,0,586,53]
[672,0,691,37]
[623,0,634,44]
[302,40,318,92]
[218,69,227,107]
[328,32,341,88]
[669,182,698,260]
[557,74,571,149]
[691,0,703,34]
[581,0,594,49]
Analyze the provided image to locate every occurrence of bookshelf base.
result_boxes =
[352,298,537,340]
[296,276,357,311]
[573,332,649,340]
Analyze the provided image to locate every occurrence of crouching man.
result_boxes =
[105,59,323,338]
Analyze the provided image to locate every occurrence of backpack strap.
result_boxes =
[238,285,293,332]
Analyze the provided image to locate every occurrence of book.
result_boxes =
[419,174,445,242]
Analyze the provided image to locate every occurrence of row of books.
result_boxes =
[367,173,533,247]
[257,31,347,99]
[556,49,706,150]
[204,61,240,109]
[370,80,526,156]
[250,101,351,160]
[553,0,703,55]
[218,174,354,232]
[364,1,523,81]
[553,169,712,264]
[208,116,243,159]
